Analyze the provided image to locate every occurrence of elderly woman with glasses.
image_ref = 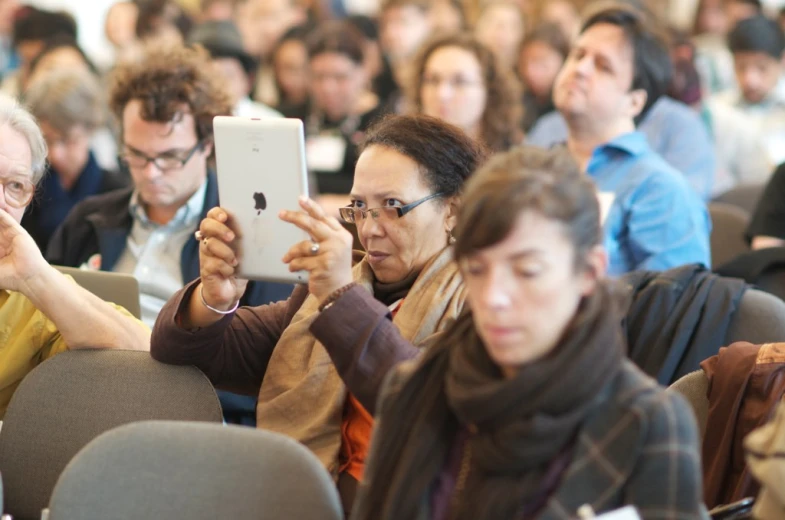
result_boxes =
[150,114,486,516]
[0,93,149,419]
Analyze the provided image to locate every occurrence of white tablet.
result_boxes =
[213,116,310,284]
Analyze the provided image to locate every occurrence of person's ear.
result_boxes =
[201,139,214,158]
[579,245,607,296]
[627,88,647,119]
[444,195,460,240]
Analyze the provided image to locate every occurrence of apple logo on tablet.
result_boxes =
[253,192,267,215]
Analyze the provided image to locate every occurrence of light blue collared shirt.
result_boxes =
[586,132,712,276]
[113,181,207,327]
[527,97,717,201]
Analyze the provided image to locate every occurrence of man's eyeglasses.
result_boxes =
[339,192,445,224]
[0,176,35,208]
[118,141,204,172]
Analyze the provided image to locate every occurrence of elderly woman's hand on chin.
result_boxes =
[0,208,149,350]
[0,208,51,293]
[280,196,355,303]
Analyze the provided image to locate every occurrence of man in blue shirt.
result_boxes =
[527,96,716,201]
[551,2,711,276]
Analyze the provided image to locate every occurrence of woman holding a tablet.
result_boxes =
[150,114,486,516]
[351,146,706,520]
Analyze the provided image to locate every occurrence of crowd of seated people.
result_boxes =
[6,0,785,517]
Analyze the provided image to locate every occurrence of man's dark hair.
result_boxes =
[728,15,785,59]
[12,7,77,48]
[581,2,672,122]
[306,21,366,65]
[109,43,233,142]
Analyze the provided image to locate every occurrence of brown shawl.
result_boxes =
[256,246,465,471]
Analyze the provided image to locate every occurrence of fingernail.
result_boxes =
[226,232,234,241]
[218,213,227,222]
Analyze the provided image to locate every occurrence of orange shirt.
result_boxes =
[338,393,375,480]
[338,299,403,481]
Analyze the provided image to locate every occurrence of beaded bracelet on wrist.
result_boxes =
[318,282,358,312]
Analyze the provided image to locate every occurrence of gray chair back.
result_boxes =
[713,183,765,215]
[669,370,709,439]
[0,350,223,520]
[709,202,751,267]
[47,421,343,520]
[669,289,785,440]
[725,289,785,345]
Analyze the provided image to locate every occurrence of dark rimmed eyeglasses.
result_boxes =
[339,192,445,224]
[118,140,204,172]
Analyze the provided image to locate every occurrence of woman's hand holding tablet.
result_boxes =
[280,196,355,304]
[195,207,249,312]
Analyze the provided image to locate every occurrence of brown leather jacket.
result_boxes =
[701,342,785,508]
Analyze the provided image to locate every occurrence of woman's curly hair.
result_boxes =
[108,43,233,142]
[409,32,523,152]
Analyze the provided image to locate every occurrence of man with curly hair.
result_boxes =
[47,44,292,422]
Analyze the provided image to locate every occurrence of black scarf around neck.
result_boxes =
[372,268,421,306]
[352,285,625,520]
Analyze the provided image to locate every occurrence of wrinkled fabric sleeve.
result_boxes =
[626,174,712,273]
[309,285,420,415]
[150,280,308,396]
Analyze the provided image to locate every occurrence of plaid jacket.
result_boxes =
[364,359,709,520]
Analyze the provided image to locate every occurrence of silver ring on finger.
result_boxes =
[194,230,204,241]
[310,241,320,255]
